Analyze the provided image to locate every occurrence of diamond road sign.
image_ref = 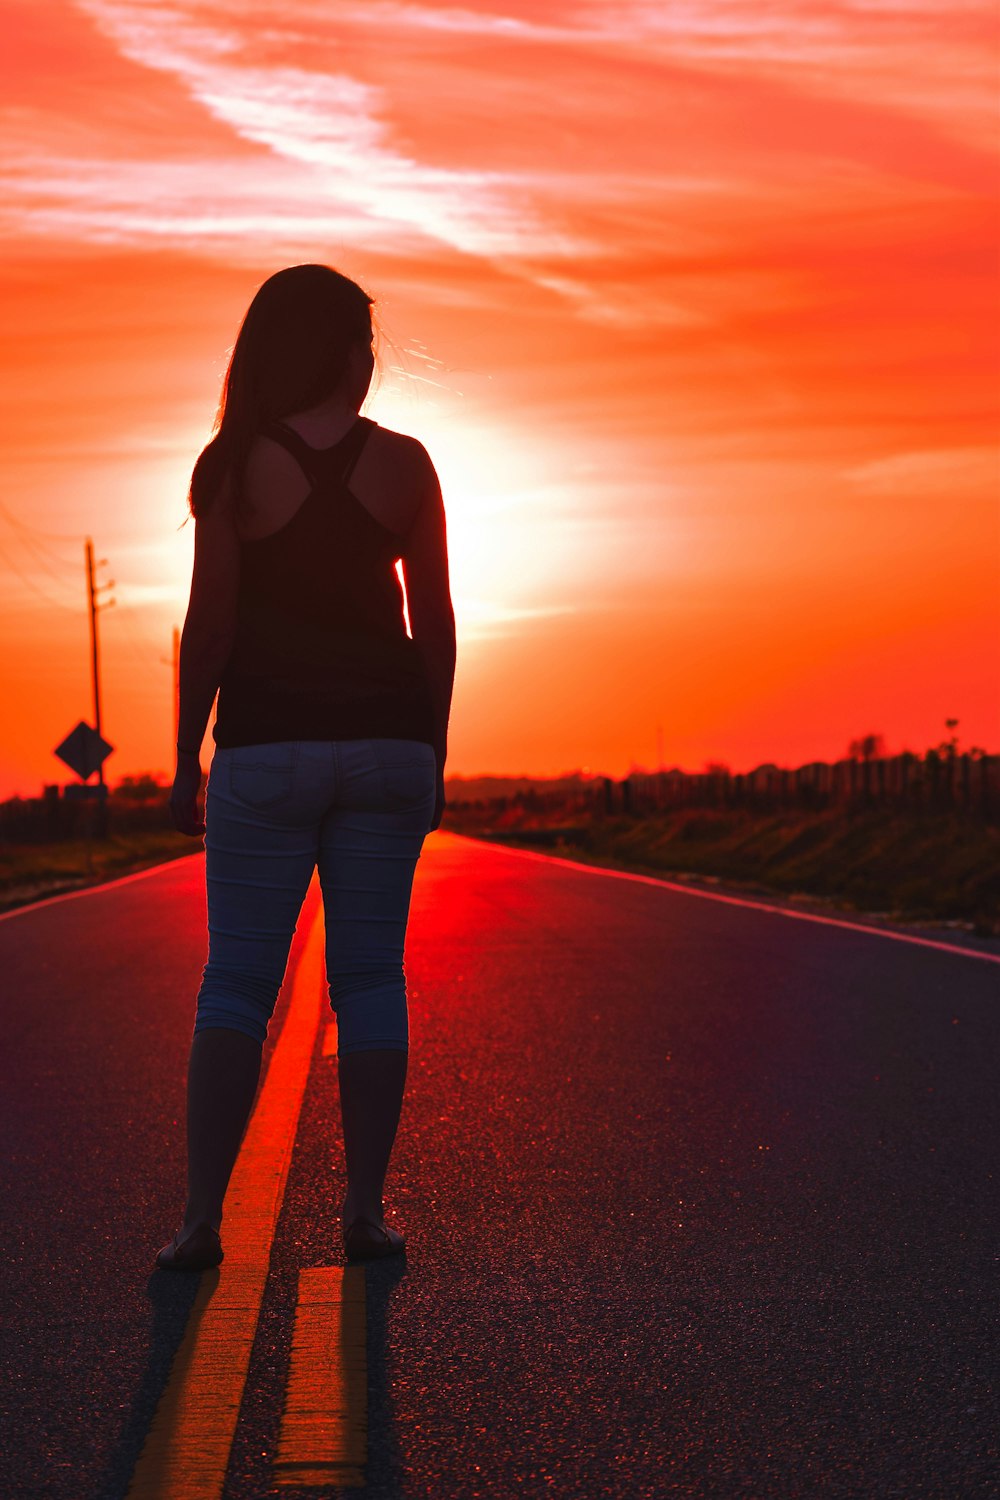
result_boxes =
[55,721,114,780]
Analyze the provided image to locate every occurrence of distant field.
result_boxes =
[1,801,996,939]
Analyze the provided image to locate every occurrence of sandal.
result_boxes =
[343,1216,405,1262]
[155,1222,224,1272]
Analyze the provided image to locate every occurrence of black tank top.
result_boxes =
[212,416,436,750]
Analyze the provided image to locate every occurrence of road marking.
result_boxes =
[272,1267,367,1488]
[452,833,1000,965]
[126,884,327,1500]
[322,1022,338,1057]
[0,853,204,922]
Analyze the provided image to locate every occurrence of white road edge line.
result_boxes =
[449,833,1000,966]
[0,852,204,922]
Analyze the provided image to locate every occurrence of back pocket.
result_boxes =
[373,740,436,809]
[229,742,299,808]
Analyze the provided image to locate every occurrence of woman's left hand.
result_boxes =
[169,753,206,837]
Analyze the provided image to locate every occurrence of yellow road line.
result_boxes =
[272,1267,367,1488]
[322,1022,338,1057]
[127,883,328,1500]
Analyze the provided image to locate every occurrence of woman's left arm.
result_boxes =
[170,484,240,835]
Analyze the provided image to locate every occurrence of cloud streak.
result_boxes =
[56,0,592,261]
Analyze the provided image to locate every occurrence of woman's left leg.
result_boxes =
[183,1026,262,1233]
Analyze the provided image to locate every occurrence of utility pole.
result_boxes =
[85,539,115,836]
[656,723,665,772]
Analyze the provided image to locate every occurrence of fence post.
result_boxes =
[983,756,992,822]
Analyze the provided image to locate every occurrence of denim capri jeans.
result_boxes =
[195,737,437,1055]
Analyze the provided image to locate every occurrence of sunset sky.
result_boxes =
[1,0,997,800]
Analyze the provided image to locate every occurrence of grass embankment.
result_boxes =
[0,828,197,914]
[2,804,996,941]
[443,804,1000,939]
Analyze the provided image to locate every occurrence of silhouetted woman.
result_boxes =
[159,264,455,1269]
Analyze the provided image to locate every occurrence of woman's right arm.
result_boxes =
[400,443,456,828]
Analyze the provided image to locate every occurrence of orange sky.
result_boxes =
[1,0,998,800]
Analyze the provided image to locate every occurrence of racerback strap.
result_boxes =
[338,418,375,486]
[263,417,375,489]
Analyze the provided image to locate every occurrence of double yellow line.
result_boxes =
[128,885,367,1497]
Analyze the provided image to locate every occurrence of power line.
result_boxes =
[0,497,83,612]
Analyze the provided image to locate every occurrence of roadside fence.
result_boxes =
[2,751,997,845]
[451,753,999,826]
[606,753,997,822]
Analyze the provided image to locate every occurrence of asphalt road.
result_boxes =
[1,830,998,1500]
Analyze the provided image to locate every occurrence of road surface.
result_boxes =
[1,831,997,1499]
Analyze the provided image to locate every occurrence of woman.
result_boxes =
[158,264,456,1270]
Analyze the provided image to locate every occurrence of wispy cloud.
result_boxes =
[2,149,395,253]
[843,446,1000,498]
[604,0,998,152]
[55,0,591,260]
[3,0,992,321]
[455,599,580,643]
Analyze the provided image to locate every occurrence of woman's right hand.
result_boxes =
[430,772,445,831]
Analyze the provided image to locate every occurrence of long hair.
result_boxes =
[188,264,374,519]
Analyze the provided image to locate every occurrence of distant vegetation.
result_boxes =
[438,724,998,938]
[0,723,996,934]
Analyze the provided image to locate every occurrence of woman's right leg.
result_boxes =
[318,738,436,1231]
[337,1049,409,1228]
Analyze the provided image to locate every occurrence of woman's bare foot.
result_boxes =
[342,1214,405,1261]
[156,1219,224,1271]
